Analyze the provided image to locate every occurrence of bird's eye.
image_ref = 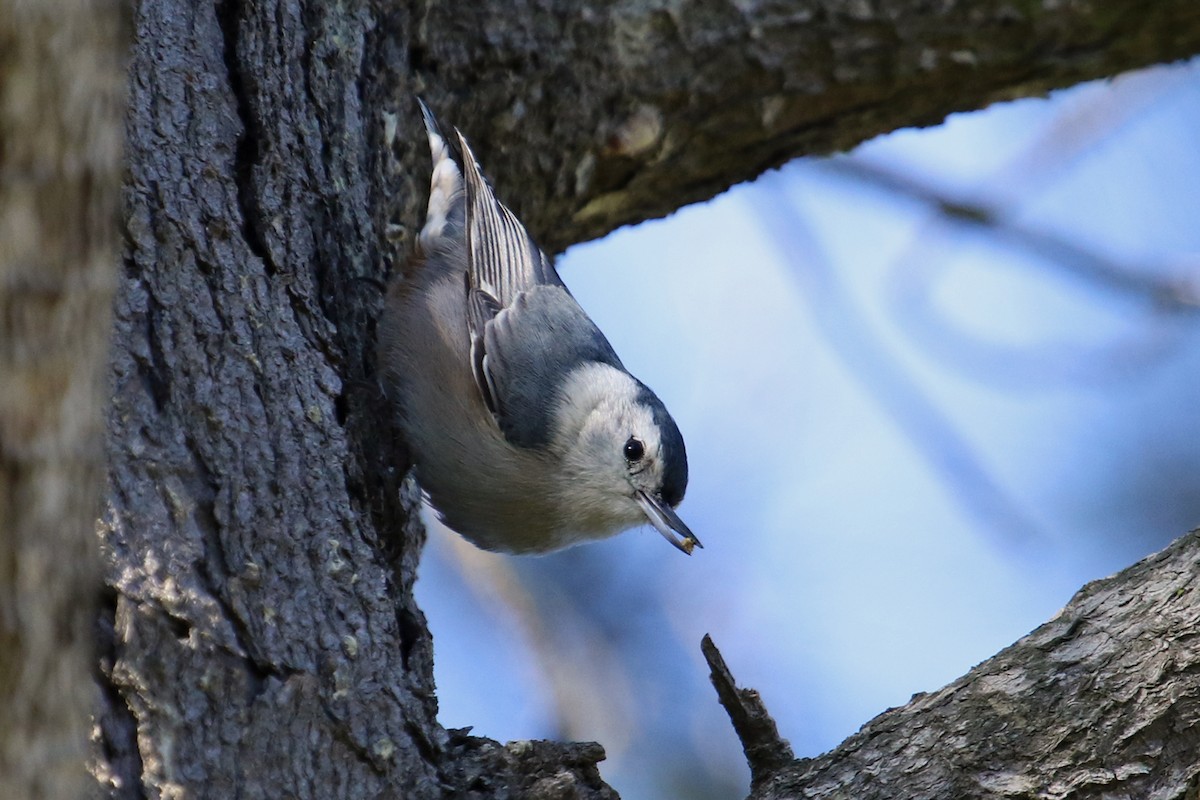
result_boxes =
[623,437,645,462]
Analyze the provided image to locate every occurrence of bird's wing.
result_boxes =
[433,113,610,447]
[475,284,623,450]
[417,103,613,447]
[452,126,566,307]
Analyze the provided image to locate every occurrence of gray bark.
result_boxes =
[0,2,125,798]
[83,0,1200,798]
[708,529,1200,800]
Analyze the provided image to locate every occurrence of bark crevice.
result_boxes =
[216,0,273,272]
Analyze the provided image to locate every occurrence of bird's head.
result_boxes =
[552,363,700,554]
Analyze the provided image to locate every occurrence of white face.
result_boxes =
[551,364,671,534]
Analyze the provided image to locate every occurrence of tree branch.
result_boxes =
[407,0,1200,251]
[708,529,1200,799]
[702,635,796,792]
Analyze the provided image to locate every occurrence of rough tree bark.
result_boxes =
[82,0,1200,798]
[705,530,1200,799]
[0,2,125,798]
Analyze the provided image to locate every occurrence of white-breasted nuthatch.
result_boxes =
[377,101,701,555]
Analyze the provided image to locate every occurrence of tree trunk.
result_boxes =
[0,2,125,798]
[83,0,1200,798]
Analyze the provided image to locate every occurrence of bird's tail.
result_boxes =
[416,98,463,250]
[415,99,561,303]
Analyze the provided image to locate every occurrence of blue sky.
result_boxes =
[417,58,1200,799]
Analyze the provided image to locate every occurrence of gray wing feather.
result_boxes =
[467,284,502,415]
[453,128,564,306]
[482,285,623,449]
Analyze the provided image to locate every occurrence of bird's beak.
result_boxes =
[636,491,703,555]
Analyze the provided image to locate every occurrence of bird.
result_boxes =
[376,100,700,555]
